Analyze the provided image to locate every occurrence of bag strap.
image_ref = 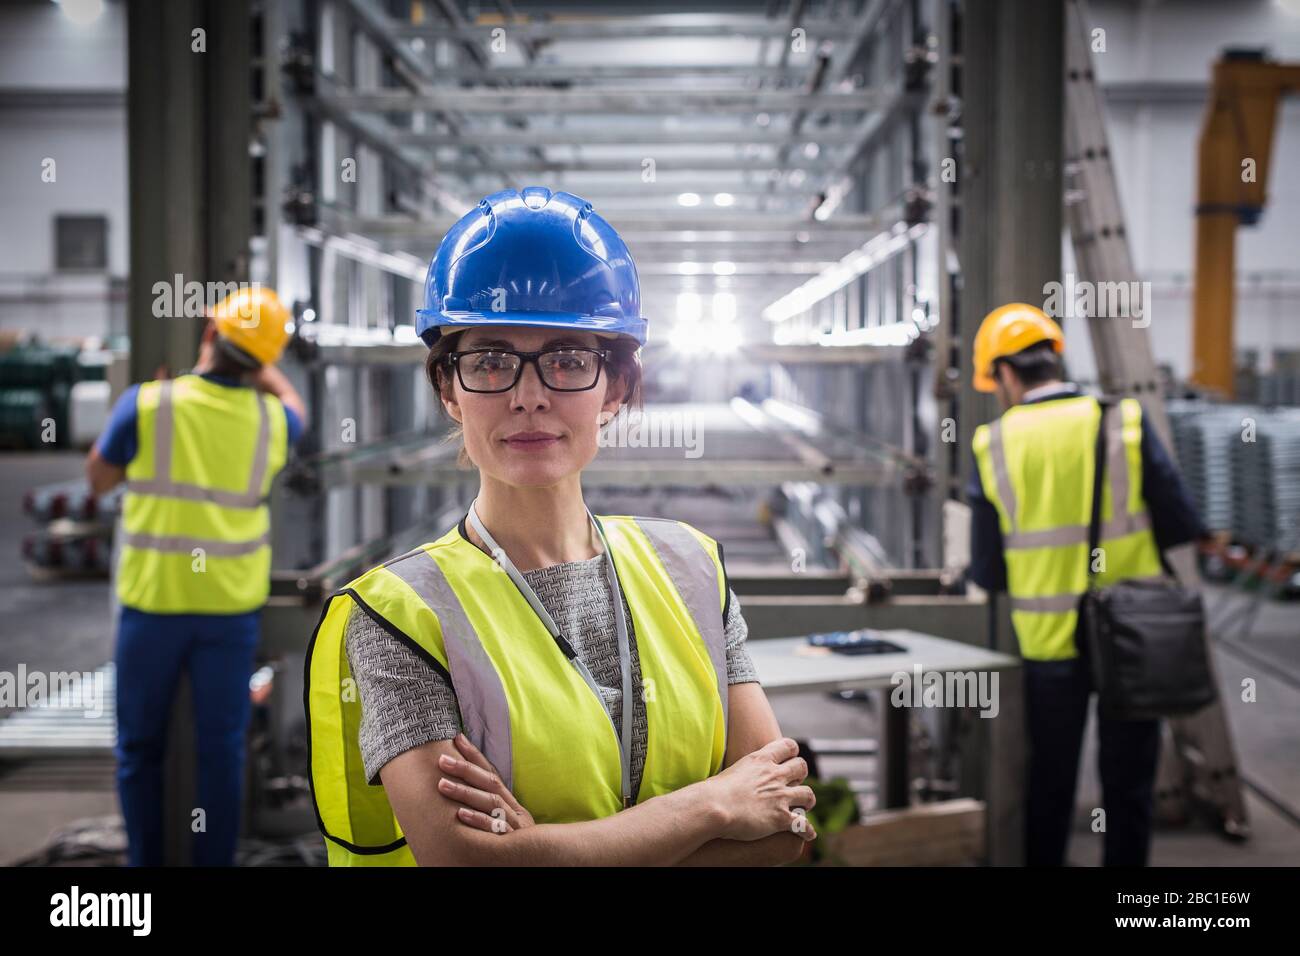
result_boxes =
[1087,397,1114,585]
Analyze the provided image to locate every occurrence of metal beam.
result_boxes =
[637,262,835,276]
[335,211,892,237]
[0,88,125,109]
[345,455,902,489]
[421,157,839,175]
[337,0,509,200]
[343,0,433,87]
[382,125,880,148]
[329,88,885,114]
[294,225,426,282]
[742,342,920,365]
[392,16,866,41]
[417,64,813,82]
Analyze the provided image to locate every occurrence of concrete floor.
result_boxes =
[1,449,1297,865]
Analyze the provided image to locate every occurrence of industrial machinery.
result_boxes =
[1190,51,1300,399]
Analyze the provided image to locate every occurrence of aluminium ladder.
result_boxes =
[1062,0,1248,838]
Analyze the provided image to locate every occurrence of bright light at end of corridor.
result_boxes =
[55,0,104,25]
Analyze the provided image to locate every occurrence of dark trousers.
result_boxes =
[1023,639,1161,866]
[114,606,260,866]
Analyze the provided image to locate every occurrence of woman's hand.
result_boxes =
[437,732,535,834]
[704,736,817,843]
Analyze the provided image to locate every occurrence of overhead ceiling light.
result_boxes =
[55,0,104,24]
[677,192,701,207]
[712,261,736,276]
[713,193,735,207]
[678,262,702,275]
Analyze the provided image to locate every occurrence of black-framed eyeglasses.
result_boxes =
[445,346,613,393]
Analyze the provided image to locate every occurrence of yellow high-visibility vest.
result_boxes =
[305,515,731,866]
[973,395,1166,661]
[117,374,288,614]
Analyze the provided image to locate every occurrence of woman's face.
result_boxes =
[442,325,624,488]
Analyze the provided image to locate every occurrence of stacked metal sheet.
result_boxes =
[1231,409,1300,552]
[1166,401,1251,535]
[1261,350,1300,408]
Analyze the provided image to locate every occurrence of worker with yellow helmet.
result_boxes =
[966,302,1206,867]
[86,285,306,866]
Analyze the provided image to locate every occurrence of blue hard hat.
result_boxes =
[416,186,648,348]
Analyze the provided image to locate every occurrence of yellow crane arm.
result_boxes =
[1191,51,1300,398]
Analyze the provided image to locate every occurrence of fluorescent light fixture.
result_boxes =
[713,192,735,207]
[677,192,701,207]
[818,322,918,348]
[813,175,854,222]
[763,222,929,323]
[712,261,736,276]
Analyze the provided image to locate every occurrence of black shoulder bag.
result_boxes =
[1080,399,1217,721]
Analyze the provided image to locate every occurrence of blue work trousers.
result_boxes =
[113,606,259,866]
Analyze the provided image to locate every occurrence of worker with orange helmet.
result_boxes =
[86,285,307,866]
[966,302,1205,867]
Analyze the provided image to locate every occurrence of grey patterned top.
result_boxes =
[344,551,758,790]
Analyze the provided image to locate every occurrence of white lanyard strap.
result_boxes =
[466,497,635,807]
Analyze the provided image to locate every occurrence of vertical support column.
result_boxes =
[927,0,958,556]
[127,0,205,382]
[957,0,1064,456]
[958,0,1063,659]
[128,0,251,383]
[125,0,254,866]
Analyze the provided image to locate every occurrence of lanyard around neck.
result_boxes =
[466,497,636,808]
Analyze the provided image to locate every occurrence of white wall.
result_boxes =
[1070,0,1300,382]
[0,0,127,342]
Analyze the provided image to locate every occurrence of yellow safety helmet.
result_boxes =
[972,302,1064,392]
[209,286,292,367]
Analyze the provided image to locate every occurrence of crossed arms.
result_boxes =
[379,681,818,866]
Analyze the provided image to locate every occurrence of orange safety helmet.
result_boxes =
[971,302,1065,392]
[209,286,292,367]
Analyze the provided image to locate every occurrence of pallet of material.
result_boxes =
[816,798,986,867]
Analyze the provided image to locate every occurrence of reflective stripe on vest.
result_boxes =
[973,396,1166,661]
[124,379,272,508]
[117,375,287,614]
[304,515,730,866]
